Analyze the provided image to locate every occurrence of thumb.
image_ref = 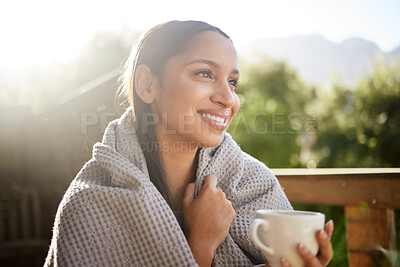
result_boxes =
[183,182,196,206]
[203,174,217,188]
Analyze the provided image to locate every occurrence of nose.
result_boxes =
[210,80,235,108]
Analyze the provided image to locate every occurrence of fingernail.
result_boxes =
[328,219,334,227]
[281,257,288,266]
[298,243,308,253]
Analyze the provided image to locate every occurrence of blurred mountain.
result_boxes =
[238,35,400,86]
[388,45,400,60]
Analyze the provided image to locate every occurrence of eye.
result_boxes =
[229,78,239,88]
[195,69,213,79]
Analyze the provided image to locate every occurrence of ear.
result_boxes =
[134,64,158,104]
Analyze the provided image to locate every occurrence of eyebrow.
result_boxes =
[186,58,240,76]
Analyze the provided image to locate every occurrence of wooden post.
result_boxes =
[344,205,397,267]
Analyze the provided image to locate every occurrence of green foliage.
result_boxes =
[313,60,400,167]
[229,56,316,167]
[231,56,400,168]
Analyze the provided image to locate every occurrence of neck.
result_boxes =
[161,143,198,182]
[157,132,199,210]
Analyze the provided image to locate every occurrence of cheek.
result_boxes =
[161,77,207,113]
[157,81,195,126]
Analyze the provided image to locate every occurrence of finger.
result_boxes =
[280,257,291,267]
[204,174,217,188]
[316,229,334,264]
[183,182,196,206]
[325,220,334,238]
[298,244,321,267]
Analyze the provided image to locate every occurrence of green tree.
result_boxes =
[229,55,315,167]
[313,59,400,167]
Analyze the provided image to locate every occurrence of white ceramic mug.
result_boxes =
[250,210,325,267]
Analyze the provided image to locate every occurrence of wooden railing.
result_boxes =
[272,168,400,267]
[0,187,48,266]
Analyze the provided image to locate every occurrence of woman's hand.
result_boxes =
[183,174,235,267]
[265,220,334,267]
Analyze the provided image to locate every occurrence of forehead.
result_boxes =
[171,31,239,69]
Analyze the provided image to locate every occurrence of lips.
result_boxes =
[197,109,230,131]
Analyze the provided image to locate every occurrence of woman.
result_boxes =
[45,20,334,267]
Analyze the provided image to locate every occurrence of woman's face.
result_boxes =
[151,30,240,148]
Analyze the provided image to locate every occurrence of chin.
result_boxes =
[197,133,225,148]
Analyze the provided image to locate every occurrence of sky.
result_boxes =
[1,0,399,68]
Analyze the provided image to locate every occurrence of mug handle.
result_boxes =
[250,218,274,256]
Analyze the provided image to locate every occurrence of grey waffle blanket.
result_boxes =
[44,107,292,266]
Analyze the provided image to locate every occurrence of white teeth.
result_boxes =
[201,113,225,123]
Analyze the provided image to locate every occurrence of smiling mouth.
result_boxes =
[197,111,228,131]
